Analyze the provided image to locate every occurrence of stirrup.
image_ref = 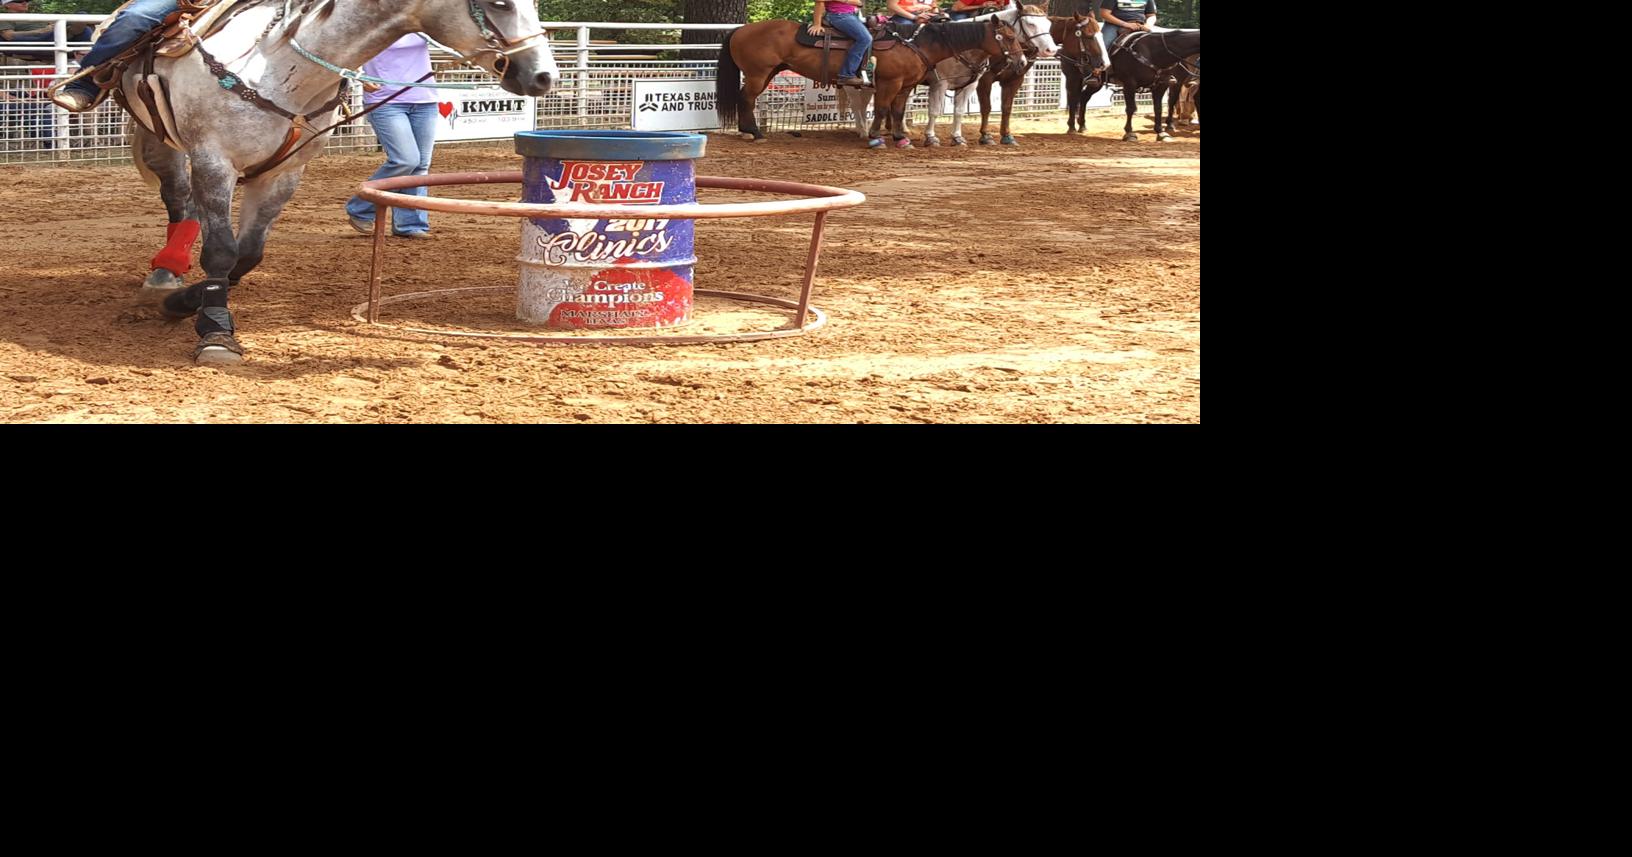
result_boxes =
[45,67,105,113]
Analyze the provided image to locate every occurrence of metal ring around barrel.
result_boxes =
[354,172,864,346]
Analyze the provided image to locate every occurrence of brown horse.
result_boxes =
[715,5,1058,147]
[1057,14,1110,133]
[1151,54,1199,135]
[976,15,1104,145]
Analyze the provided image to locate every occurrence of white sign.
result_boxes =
[1059,80,1114,110]
[632,80,719,131]
[803,80,859,125]
[433,88,537,142]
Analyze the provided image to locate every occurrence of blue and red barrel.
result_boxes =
[515,130,707,329]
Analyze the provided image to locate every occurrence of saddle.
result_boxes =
[1108,29,1145,57]
[793,15,908,88]
[50,0,234,118]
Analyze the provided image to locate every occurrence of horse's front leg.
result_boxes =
[999,78,1019,145]
[889,88,912,148]
[230,168,304,287]
[977,79,996,144]
[161,151,245,364]
[1063,67,1081,132]
[1159,78,1177,140]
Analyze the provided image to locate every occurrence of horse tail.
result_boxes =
[130,121,162,189]
[716,27,741,128]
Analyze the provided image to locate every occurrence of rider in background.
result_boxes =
[809,0,872,88]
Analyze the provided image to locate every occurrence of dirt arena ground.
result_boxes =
[0,113,1198,423]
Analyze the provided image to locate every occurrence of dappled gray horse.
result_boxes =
[120,0,556,364]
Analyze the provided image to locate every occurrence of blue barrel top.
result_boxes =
[514,130,707,162]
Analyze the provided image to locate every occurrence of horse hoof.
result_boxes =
[1158,133,1173,142]
[925,136,940,147]
[867,137,885,148]
[739,132,756,141]
[979,135,995,145]
[895,138,913,149]
[193,332,245,366]
[141,268,186,297]
[195,346,244,366]
[952,137,966,146]
[1001,135,1018,146]
[160,285,203,320]
[1123,133,1139,142]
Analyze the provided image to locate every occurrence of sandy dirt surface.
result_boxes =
[0,113,1198,423]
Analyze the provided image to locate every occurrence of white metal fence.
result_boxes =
[2,14,1143,165]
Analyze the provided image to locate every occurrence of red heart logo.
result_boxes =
[438,102,454,119]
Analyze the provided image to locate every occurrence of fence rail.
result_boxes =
[2,14,1151,166]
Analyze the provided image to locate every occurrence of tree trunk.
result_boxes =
[683,0,747,62]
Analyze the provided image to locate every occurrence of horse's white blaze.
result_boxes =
[1021,15,1057,57]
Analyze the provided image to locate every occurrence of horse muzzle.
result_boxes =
[501,59,554,97]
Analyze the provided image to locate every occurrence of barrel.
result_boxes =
[515,130,707,329]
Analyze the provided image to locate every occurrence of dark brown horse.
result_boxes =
[715,6,1057,147]
[1106,29,1201,141]
[976,15,1104,144]
[1056,14,1110,134]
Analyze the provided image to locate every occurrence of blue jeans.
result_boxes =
[66,0,177,96]
[824,12,871,78]
[1102,24,1124,53]
[889,15,917,25]
[346,101,439,234]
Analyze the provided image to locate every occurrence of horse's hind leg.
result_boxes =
[1121,77,1139,141]
[738,69,775,142]
[951,85,972,145]
[924,80,943,146]
[136,128,197,295]
[161,151,245,365]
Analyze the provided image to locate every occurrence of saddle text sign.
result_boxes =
[434,88,538,142]
[632,80,719,131]
[803,81,860,125]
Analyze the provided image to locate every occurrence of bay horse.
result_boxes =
[715,4,1057,148]
[1057,13,1109,133]
[104,0,555,364]
[1105,28,1200,141]
[1151,53,1199,134]
[975,14,1106,145]
[834,17,1028,146]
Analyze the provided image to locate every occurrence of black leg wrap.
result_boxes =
[160,277,232,320]
[161,282,204,319]
[196,306,235,338]
[200,278,230,308]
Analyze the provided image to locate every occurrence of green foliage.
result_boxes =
[25,1,123,12]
